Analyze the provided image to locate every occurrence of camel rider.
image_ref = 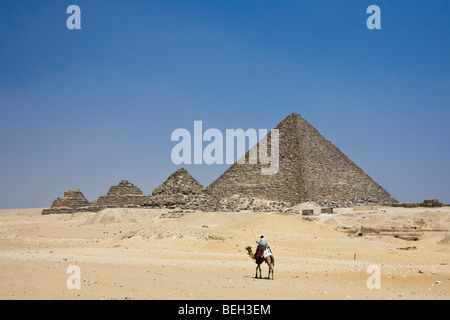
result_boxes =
[257,235,267,247]
[256,235,269,260]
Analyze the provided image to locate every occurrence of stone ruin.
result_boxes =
[152,168,204,196]
[42,113,399,215]
[42,181,146,215]
[89,180,145,211]
[393,199,444,208]
[42,189,91,215]
[142,168,221,211]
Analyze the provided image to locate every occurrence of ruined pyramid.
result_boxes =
[207,113,396,205]
[143,168,221,211]
[152,168,205,196]
[42,189,91,215]
[90,180,145,210]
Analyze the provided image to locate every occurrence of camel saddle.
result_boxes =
[255,245,272,263]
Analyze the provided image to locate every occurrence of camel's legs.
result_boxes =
[256,264,262,278]
[266,258,274,280]
[269,264,274,280]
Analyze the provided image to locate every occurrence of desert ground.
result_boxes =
[0,205,448,300]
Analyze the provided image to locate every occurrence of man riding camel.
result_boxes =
[257,235,267,247]
[246,235,275,279]
[255,235,272,261]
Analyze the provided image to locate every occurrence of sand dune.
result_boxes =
[0,206,448,300]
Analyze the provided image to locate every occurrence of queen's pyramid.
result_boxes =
[207,113,396,205]
[152,168,205,196]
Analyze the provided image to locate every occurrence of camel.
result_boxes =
[245,246,274,280]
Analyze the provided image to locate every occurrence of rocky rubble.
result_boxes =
[219,195,291,212]
[315,197,379,208]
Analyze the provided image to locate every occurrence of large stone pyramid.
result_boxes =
[207,113,396,205]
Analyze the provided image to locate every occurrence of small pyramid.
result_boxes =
[91,180,145,210]
[42,189,90,215]
[208,113,396,205]
[106,180,144,196]
[152,168,205,196]
[144,168,220,211]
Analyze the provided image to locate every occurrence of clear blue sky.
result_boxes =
[0,0,448,208]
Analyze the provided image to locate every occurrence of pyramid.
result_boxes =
[42,189,91,215]
[105,180,144,197]
[152,168,205,196]
[144,168,220,211]
[207,113,396,205]
[90,180,145,210]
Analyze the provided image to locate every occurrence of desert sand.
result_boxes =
[0,206,448,300]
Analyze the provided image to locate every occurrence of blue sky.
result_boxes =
[0,0,448,208]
